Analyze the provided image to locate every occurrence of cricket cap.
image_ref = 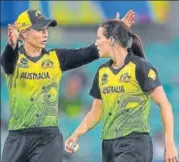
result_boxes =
[16,9,57,31]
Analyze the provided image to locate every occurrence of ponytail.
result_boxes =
[128,33,145,59]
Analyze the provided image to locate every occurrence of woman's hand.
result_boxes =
[8,23,19,49]
[116,10,135,28]
[165,143,179,162]
[65,134,79,154]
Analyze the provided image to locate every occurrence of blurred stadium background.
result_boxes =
[1,1,179,162]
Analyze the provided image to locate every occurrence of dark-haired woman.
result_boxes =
[65,20,178,162]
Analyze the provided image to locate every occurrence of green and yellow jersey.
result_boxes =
[1,44,98,130]
[90,52,161,140]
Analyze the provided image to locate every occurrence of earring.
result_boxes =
[110,36,115,46]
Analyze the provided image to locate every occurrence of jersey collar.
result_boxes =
[19,45,48,56]
[107,52,133,67]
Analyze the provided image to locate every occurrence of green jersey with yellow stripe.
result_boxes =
[90,53,161,139]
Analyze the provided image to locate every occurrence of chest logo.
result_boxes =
[17,58,29,68]
[102,73,108,85]
[41,59,54,68]
[120,73,131,82]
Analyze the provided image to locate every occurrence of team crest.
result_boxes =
[35,10,45,19]
[119,73,131,82]
[102,73,108,85]
[41,59,54,68]
[148,69,156,81]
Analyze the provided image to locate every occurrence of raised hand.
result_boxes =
[8,23,19,49]
[116,10,135,28]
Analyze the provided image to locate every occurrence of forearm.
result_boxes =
[57,44,99,71]
[159,102,175,145]
[74,44,99,66]
[73,111,101,138]
[1,43,18,74]
[150,86,178,159]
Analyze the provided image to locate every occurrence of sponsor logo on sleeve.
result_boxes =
[148,69,156,81]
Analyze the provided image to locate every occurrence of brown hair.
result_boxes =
[100,20,145,58]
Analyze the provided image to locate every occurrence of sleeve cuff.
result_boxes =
[91,44,99,59]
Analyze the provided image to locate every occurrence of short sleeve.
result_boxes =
[136,61,161,92]
[89,70,102,99]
